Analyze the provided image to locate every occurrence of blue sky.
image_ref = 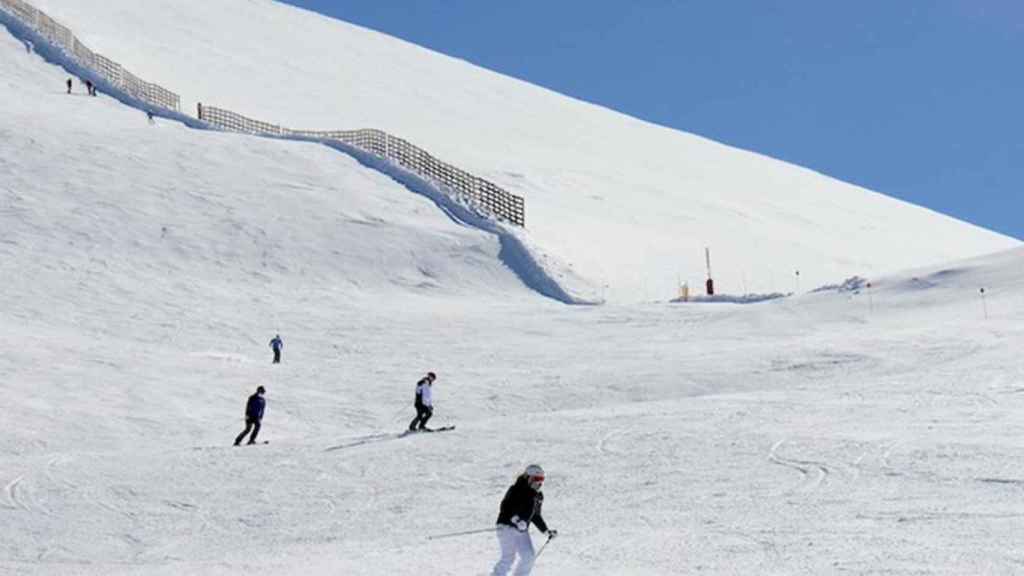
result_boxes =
[281,1,1023,240]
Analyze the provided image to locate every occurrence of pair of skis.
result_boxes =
[323,425,456,451]
[406,425,456,434]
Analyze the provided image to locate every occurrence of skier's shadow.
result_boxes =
[324,431,413,452]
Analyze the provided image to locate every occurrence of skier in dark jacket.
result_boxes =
[234,385,266,445]
[66,78,72,94]
[269,334,283,364]
[491,464,557,575]
[408,372,436,431]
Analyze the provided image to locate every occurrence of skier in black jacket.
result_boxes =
[408,372,436,431]
[234,386,266,445]
[491,464,557,575]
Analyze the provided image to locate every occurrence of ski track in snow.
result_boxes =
[43,455,77,490]
[850,448,868,483]
[596,428,630,456]
[3,469,53,517]
[3,474,27,511]
[768,440,830,494]
[881,442,902,477]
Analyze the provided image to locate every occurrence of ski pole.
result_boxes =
[426,527,497,541]
[534,532,556,561]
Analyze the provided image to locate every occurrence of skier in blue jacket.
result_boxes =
[269,334,283,364]
[234,386,266,445]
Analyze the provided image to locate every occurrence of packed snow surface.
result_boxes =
[23,0,1020,303]
[4,4,1024,575]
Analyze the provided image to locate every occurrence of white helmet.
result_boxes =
[524,464,545,490]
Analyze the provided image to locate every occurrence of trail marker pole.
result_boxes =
[980,287,988,319]
[705,247,714,296]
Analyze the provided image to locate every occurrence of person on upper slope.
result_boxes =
[491,464,557,576]
[234,385,266,445]
[408,372,436,431]
[269,334,283,364]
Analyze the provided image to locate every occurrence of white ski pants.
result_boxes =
[491,525,536,576]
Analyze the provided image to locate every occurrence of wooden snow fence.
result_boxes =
[203,106,526,226]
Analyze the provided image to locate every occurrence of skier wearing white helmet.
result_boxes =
[491,464,557,576]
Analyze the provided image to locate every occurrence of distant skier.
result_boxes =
[269,334,283,364]
[408,372,436,431]
[234,385,266,446]
[491,464,557,576]
[84,79,95,96]
[66,78,72,94]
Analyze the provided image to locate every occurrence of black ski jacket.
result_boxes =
[245,393,265,421]
[413,377,430,407]
[495,475,548,532]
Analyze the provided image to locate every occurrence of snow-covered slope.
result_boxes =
[24,0,1020,302]
[0,30,539,302]
[7,19,1024,574]
[6,5,1024,576]
[0,24,545,462]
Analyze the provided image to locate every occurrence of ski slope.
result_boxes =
[23,0,1021,303]
[5,3,1024,575]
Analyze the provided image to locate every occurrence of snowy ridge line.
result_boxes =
[200,106,526,227]
[0,0,179,112]
[0,1,593,303]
